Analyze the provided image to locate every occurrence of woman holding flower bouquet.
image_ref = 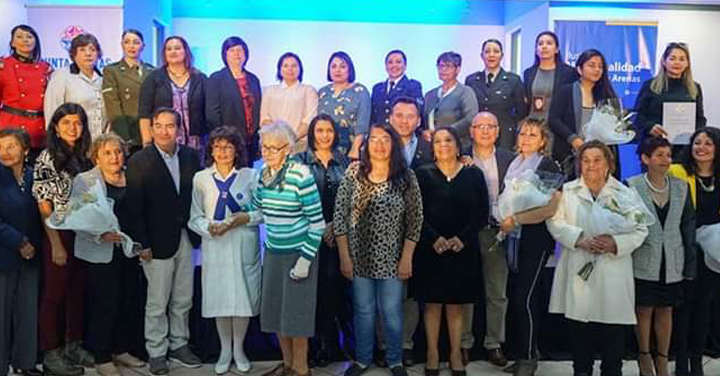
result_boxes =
[627,136,696,376]
[549,49,621,178]
[548,141,650,376]
[73,133,146,376]
[497,118,562,376]
[32,103,94,375]
[669,127,720,376]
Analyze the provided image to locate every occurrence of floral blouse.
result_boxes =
[32,149,74,213]
[317,83,371,153]
[333,162,423,279]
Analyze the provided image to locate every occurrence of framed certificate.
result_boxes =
[663,102,696,144]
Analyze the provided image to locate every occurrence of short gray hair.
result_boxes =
[258,121,297,149]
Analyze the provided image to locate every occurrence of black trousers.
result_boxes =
[87,248,140,364]
[568,320,628,376]
[510,247,549,360]
[314,242,353,349]
[674,252,720,369]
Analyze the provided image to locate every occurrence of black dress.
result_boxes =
[635,202,683,307]
[412,164,489,304]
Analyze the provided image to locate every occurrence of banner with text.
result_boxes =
[27,6,122,71]
[555,20,658,110]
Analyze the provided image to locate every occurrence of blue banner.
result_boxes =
[555,20,658,110]
[555,20,658,180]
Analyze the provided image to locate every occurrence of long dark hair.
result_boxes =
[307,114,339,152]
[534,31,562,66]
[681,127,720,180]
[163,36,194,72]
[46,103,92,177]
[576,49,617,103]
[9,24,41,62]
[359,123,409,190]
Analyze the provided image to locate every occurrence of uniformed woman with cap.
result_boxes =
[465,39,527,150]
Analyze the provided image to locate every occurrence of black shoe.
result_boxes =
[402,349,414,367]
[503,362,517,374]
[390,366,408,376]
[424,368,440,376]
[148,357,169,376]
[690,355,704,376]
[314,347,330,368]
[487,348,508,367]
[13,368,43,376]
[344,364,369,376]
[375,350,387,368]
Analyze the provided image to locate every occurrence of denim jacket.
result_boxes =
[296,149,349,222]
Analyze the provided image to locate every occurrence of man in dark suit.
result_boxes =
[126,108,201,375]
[370,50,424,126]
[461,111,514,367]
[374,96,432,368]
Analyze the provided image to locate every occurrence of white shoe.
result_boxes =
[215,360,231,375]
[233,353,251,373]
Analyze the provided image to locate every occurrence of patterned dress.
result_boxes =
[317,83,371,154]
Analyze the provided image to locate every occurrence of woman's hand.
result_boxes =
[649,124,668,138]
[139,248,153,261]
[575,235,594,252]
[459,155,473,167]
[433,236,450,254]
[208,223,228,237]
[500,216,516,233]
[100,231,123,243]
[447,236,465,252]
[340,256,354,280]
[51,242,68,267]
[323,222,335,247]
[19,242,35,260]
[571,137,584,151]
[590,234,618,255]
[398,255,413,280]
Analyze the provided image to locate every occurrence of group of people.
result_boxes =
[0,21,712,376]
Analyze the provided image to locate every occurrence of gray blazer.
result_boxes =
[628,175,697,282]
[423,83,479,149]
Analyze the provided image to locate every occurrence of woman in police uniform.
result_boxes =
[465,39,526,150]
[102,29,154,154]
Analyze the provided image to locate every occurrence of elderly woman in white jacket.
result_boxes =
[547,140,649,376]
[188,126,262,375]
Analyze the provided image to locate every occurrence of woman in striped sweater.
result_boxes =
[252,121,326,376]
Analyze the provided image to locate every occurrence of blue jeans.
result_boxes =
[353,277,404,367]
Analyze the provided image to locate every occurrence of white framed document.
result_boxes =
[663,102,696,144]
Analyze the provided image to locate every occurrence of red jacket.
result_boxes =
[0,55,52,148]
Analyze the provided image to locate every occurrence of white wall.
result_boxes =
[549,6,720,126]
[504,1,550,75]
[173,18,504,93]
[0,0,29,52]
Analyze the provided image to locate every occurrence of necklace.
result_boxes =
[643,173,669,193]
[167,67,188,78]
[698,175,716,192]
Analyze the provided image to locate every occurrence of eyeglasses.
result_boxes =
[471,124,498,131]
[667,42,688,48]
[261,143,288,154]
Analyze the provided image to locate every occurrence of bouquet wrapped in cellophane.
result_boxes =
[583,102,635,145]
[577,189,655,280]
[696,223,720,273]
[47,177,140,257]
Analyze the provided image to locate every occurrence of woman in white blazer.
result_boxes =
[547,140,649,376]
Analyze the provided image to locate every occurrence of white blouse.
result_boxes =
[44,66,105,139]
[260,81,318,140]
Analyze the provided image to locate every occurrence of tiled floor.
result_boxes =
[70,357,720,376]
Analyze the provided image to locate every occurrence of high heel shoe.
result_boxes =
[637,351,655,376]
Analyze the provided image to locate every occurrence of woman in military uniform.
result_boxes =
[0,25,52,161]
[102,29,154,155]
[465,39,526,150]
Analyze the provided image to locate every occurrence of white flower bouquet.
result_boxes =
[577,189,655,280]
[583,103,635,145]
[696,223,720,273]
[47,178,139,257]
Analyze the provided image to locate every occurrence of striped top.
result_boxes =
[252,160,325,260]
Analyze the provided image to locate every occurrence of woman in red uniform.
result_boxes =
[0,25,52,161]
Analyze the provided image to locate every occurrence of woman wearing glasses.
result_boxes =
[252,121,325,376]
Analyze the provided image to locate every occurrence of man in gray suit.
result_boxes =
[461,112,514,367]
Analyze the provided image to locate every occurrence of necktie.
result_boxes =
[487,73,495,87]
[388,80,396,94]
